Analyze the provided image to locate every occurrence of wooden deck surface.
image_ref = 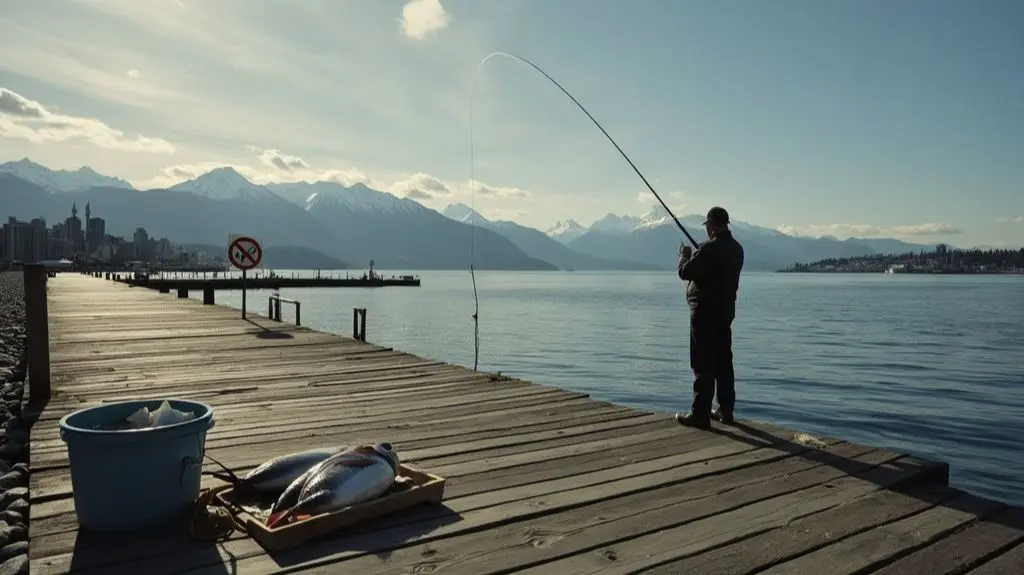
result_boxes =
[27,273,1024,574]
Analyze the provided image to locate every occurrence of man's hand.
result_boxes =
[679,245,692,260]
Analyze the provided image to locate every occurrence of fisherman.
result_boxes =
[675,206,745,429]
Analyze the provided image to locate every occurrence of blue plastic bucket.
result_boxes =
[58,398,216,531]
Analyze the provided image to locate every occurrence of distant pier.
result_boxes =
[113,275,421,291]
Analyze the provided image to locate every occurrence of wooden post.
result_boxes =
[241,269,247,319]
[177,288,189,298]
[203,286,215,305]
[274,298,282,322]
[352,308,359,340]
[268,297,275,320]
[294,302,301,326]
[360,308,366,342]
[23,264,51,403]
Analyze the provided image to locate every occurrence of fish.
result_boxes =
[210,446,347,495]
[265,442,399,528]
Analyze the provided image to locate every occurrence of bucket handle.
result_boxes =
[180,455,205,487]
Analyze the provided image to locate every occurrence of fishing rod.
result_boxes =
[468,51,700,371]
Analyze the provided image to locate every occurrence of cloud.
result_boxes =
[0,87,176,153]
[400,0,451,40]
[136,146,537,213]
[776,222,964,239]
[126,69,141,79]
[141,148,372,190]
[389,173,452,200]
[995,216,1024,224]
[474,182,531,199]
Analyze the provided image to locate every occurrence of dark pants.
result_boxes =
[689,315,735,416]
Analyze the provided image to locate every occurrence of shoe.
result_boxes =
[711,408,735,425]
[675,412,711,430]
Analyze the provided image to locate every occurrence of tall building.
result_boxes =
[2,217,48,263]
[85,202,106,254]
[64,203,84,253]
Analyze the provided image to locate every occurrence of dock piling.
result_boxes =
[353,307,367,342]
[22,263,51,403]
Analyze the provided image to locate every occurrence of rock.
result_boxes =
[0,473,24,490]
[0,522,11,548]
[2,502,26,518]
[0,513,20,526]
[0,541,26,563]
[0,554,27,575]
[9,465,24,477]
[0,489,26,511]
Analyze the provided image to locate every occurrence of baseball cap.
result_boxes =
[702,206,730,225]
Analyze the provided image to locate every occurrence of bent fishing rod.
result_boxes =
[467,51,701,372]
[472,51,701,249]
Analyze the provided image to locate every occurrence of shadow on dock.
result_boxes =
[242,318,294,340]
[710,421,1023,530]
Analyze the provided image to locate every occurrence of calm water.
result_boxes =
[195,270,1024,506]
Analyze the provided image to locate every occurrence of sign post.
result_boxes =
[227,234,263,319]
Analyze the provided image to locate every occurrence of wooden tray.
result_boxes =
[214,464,446,551]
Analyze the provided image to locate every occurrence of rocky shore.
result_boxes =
[0,273,28,575]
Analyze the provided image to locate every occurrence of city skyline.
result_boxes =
[1,201,174,265]
[1,1,1022,247]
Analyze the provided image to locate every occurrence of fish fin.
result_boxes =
[206,470,237,484]
[336,458,377,467]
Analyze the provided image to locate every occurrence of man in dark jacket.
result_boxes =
[675,206,744,429]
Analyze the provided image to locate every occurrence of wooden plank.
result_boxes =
[30,420,719,539]
[29,426,747,572]
[857,505,1024,575]
[965,540,1024,574]
[751,492,1006,575]
[505,456,948,575]
[29,426,798,573]
[642,484,960,575]
[277,441,884,575]
[31,409,664,502]
[104,443,920,575]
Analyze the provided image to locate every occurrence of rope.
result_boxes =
[189,486,250,542]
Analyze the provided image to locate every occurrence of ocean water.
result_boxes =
[195,270,1024,507]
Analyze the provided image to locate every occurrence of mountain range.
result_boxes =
[0,158,941,271]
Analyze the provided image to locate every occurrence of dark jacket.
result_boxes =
[677,230,744,321]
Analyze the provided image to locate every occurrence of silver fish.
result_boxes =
[265,442,399,528]
[232,446,346,494]
[270,447,349,515]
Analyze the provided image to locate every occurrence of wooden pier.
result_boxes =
[25,273,1024,574]
[115,275,421,290]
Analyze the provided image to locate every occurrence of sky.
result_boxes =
[1,0,1022,247]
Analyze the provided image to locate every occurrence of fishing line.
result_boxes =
[468,51,700,371]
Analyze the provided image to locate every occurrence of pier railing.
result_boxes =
[268,295,301,326]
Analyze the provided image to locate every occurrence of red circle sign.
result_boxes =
[228,236,263,270]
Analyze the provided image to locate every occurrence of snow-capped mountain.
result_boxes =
[589,213,641,234]
[441,202,490,225]
[0,158,135,192]
[266,181,426,216]
[546,219,588,244]
[167,167,286,203]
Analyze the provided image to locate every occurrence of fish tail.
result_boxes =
[203,453,240,485]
